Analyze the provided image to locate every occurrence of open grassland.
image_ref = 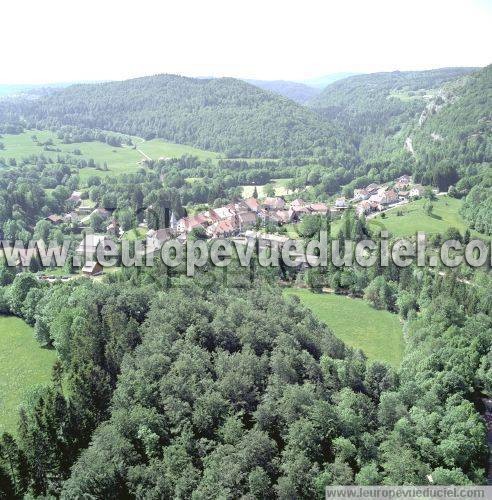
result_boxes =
[368,196,487,238]
[0,316,57,435]
[284,289,404,367]
[0,131,221,183]
[0,130,144,181]
[330,196,487,239]
[241,178,293,198]
[137,138,220,162]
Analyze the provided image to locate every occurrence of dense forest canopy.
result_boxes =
[244,79,322,104]
[308,67,479,160]
[5,75,357,160]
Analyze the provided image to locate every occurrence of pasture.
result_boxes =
[0,315,57,435]
[368,196,486,238]
[137,138,220,162]
[284,289,404,367]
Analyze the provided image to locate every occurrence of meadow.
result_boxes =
[241,178,293,198]
[0,315,57,435]
[284,288,404,367]
[330,196,487,239]
[0,130,221,184]
[368,196,487,238]
[137,138,220,162]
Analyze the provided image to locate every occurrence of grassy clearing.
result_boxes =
[0,130,144,182]
[284,289,404,367]
[123,227,147,240]
[330,196,487,239]
[0,316,57,435]
[138,139,220,162]
[368,196,487,238]
[241,178,293,198]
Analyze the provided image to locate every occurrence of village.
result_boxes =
[39,174,430,277]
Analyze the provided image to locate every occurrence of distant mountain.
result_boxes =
[16,74,357,160]
[244,79,321,104]
[301,72,361,89]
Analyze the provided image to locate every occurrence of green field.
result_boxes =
[368,196,487,238]
[0,316,57,434]
[137,138,221,162]
[284,289,404,367]
[330,196,487,239]
[0,130,222,184]
[0,130,144,181]
[241,178,293,198]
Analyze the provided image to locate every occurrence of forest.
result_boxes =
[0,75,356,160]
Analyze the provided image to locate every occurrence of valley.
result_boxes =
[0,61,490,497]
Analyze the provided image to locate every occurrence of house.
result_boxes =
[243,197,260,212]
[275,210,291,224]
[207,218,238,238]
[213,206,237,220]
[91,208,112,220]
[398,191,409,200]
[106,219,124,238]
[237,211,257,230]
[290,198,307,209]
[356,200,374,217]
[309,202,329,215]
[288,205,310,222]
[396,174,412,185]
[380,189,399,206]
[76,234,110,257]
[176,214,210,233]
[365,183,381,195]
[63,212,79,224]
[409,185,425,198]
[82,261,103,277]
[45,214,63,225]
[353,189,369,201]
[262,197,286,211]
[334,197,348,209]
[68,191,82,204]
[147,228,173,248]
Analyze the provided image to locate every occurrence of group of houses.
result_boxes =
[352,175,426,217]
[44,176,431,277]
[173,196,331,240]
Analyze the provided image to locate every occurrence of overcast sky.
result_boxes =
[2,0,491,84]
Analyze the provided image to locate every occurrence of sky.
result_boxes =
[2,0,491,84]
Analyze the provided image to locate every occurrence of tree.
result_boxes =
[8,273,39,317]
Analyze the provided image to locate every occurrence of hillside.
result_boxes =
[244,79,321,103]
[309,67,479,160]
[412,65,492,169]
[15,74,356,160]
[302,72,361,89]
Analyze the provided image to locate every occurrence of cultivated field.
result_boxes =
[0,315,57,435]
[284,289,404,367]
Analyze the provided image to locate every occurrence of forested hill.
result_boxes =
[244,79,321,104]
[307,67,480,161]
[412,64,492,168]
[15,74,355,160]
[412,65,492,234]
[310,67,478,119]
